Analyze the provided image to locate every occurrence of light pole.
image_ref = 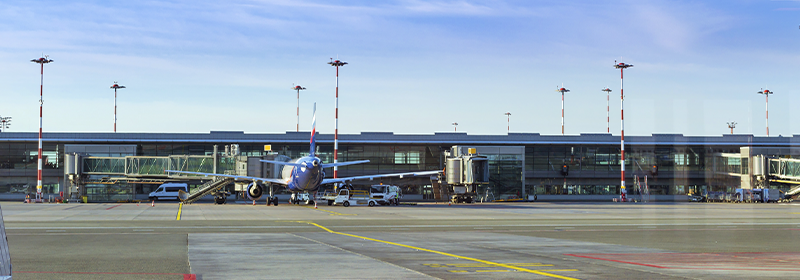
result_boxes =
[556,86,570,135]
[292,85,306,132]
[757,89,773,136]
[727,122,737,134]
[31,55,53,202]
[614,61,632,202]
[0,117,11,132]
[110,82,126,133]
[452,122,458,132]
[328,59,347,180]
[504,112,511,133]
[602,87,612,133]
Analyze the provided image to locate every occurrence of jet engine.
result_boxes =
[245,182,263,201]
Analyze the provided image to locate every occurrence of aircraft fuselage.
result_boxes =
[282,156,325,193]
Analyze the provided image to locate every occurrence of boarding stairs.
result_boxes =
[179,177,234,204]
[431,176,451,202]
[783,185,800,202]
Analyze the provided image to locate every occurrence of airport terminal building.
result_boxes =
[0,131,798,201]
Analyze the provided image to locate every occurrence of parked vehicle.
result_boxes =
[332,189,380,207]
[148,183,188,201]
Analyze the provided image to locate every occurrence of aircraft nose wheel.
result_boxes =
[214,195,227,205]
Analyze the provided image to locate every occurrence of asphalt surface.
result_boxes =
[1,200,799,279]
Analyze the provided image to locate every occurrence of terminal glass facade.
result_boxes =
[0,133,798,200]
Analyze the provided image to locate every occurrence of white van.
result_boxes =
[148,183,188,201]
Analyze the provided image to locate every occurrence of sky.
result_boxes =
[0,0,798,136]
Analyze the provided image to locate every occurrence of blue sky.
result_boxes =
[0,0,798,136]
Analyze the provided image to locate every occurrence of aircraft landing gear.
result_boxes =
[267,184,277,206]
[214,195,227,205]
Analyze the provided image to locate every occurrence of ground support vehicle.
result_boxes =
[149,183,188,201]
[331,189,380,207]
[369,185,402,206]
[288,192,313,205]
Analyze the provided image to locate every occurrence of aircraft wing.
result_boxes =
[321,160,370,168]
[164,170,288,185]
[321,170,442,185]
[260,159,304,167]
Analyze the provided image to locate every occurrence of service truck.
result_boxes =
[331,189,380,207]
[369,185,402,205]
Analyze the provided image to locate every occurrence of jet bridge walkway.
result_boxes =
[179,177,235,204]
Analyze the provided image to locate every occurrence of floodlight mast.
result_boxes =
[31,56,53,203]
[292,85,306,132]
[614,61,632,202]
[556,86,570,135]
[602,88,612,133]
[110,82,126,132]
[0,117,11,132]
[504,112,511,133]
[757,89,773,136]
[328,59,347,181]
[727,122,737,134]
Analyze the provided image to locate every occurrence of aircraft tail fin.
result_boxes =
[310,102,316,157]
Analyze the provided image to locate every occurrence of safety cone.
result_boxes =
[151,200,155,207]
[314,201,318,209]
[252,200,256,206]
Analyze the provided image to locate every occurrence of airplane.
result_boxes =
[166,103,441,205]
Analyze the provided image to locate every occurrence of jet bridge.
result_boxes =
[64,144,286,202]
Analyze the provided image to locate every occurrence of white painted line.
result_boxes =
[8,222,800,231]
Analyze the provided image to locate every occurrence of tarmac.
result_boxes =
[1,200,799,279]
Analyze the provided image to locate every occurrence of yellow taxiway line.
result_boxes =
[176,203,183,221]
[304,206,357,216]
[299,221,580,280]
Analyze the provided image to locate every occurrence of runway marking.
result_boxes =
[299,221,580,280]
[15,271,195,277]
[9,222,800,231]
[304,206,356,216]
[566,253,800,271]
[565,254,668,269]
[425,263,552,268]
[176,203,183,221]
[63,205,82,210]
[105,204,121,210]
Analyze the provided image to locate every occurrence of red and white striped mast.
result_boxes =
[556,86,570,135]
[504,112,511,133]
[727,122,737,134]
[110,82,126,132]
[757,89,773,136]
[602,87,612,133]
[452,122,458,131]
[614,61,632,202]
[292,85,306,132]
[328,59,347,181]
[31,56,53,202]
